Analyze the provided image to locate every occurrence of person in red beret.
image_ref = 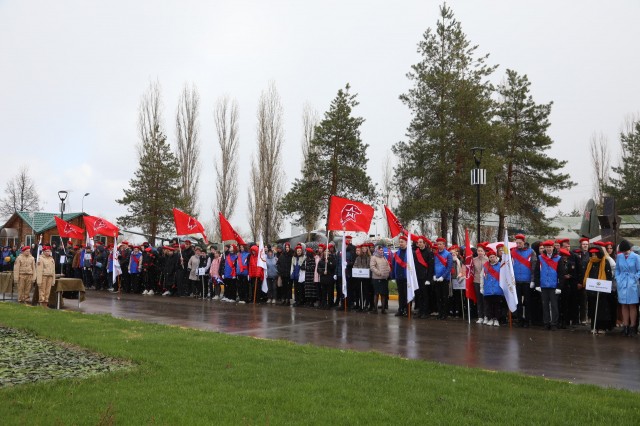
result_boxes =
[317,242,336,309]
[14,245,36,304]
[276,241,294,305]
[414,236,435,318]
[556,247,579,329]
[433,237,453,320]
[473,243,489,324]
[534,239,561,330]
[391,234,409,316]
[480,248,502,326]
[511,233,537,327]
[161,245,180,297]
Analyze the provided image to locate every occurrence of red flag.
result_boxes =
[54,216,85,240]
[219,212,246,245]
[384,205,404,238]
[84,215,119,238]
[464,228,477,303]
[327,196,374,232]
[173,208,208,243]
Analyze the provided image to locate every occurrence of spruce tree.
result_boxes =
[493,69,574,236]
[394,4,496,242]
[607,120,640,214]
[117,124,185,244]
[280,84,375,236]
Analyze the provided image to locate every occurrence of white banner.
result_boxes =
[586,278,612,293]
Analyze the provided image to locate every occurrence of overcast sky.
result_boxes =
[1,0,639,240]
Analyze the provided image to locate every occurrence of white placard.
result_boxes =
[197,267,207,276]
[59,255,66,264]
[586,278,612,293]
[352,268,370,278]
[84,253,92,260]
[452,277,466,290]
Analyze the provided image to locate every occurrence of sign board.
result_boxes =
[59,255,66,264]
[452,277,466,290]
[197,267,207,276]
[352,268,370,278]
[586,278,612,293]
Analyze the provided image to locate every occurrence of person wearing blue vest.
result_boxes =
[391,235,408,317]
[236,244,250,304]
[128,246,143,294]
[222,244,238,302]
[511,234,537,327]
[480,248,503,326]
[433,237,453,320]
[534,240,560,330]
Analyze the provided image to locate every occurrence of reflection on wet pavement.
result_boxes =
[67,291,640,391]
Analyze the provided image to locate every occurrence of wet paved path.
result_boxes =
[64,290,640,391]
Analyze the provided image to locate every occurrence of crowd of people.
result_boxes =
[4,233,640,336]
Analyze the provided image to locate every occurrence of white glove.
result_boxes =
[433,275,437,282]
[221,275,224,279]
[425,280,431,286]
[530,282,535,289]
[480,289,484,295]
[333,275,337,280]
[438,277,444,282]
[535,287,541,292]
[555,289,561,295]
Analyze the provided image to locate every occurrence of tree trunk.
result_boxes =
[440,210,448,239]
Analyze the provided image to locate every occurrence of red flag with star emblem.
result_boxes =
[327,196,374,232]
[464,228,477,303]
[54,216,85,240]
[84,215,119,238]
[173,208,208,244]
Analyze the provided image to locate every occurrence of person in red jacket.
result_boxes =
[248,245,264,303]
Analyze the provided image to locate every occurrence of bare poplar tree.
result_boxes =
[247,157,263,241]
[138,79,163,157]
[175,83,201,215]
[299,103,320,236]
[381,150,395,237]
[589,132,611,208]
[213,96,239,241]
[0,165,41,218]
[248,82,285,242]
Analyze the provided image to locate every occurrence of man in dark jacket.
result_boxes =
[413,236,434,319]
[276,242,293,304]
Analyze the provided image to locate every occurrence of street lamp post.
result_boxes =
[58,190,69,274]
[470,147,486,246]
[81,192,90,213]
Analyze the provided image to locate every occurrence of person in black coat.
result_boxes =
[413,236,434,319]
[277,243,293,304]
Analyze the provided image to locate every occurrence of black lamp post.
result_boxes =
[470,147,485,246]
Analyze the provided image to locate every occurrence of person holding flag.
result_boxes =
[249,243,265,303]
[391,235,409,317]
[433,237,453,320]
[511,234,537,327]
[413,236,434,318]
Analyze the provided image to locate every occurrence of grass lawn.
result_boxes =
[1,303,639,425]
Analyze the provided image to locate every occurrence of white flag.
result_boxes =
[86,231,94,251]
[499,229,518,312]
[112,238,122,285]
[406,233,420,303]
[341,233,347,297]
[258,238,268,293]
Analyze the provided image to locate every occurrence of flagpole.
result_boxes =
[253,277,258,305]
[467,298,471,324]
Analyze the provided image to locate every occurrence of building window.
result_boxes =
[94,236,107,245]
[25,235,34,247]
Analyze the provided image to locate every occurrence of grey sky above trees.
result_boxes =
[1,1,638,239]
